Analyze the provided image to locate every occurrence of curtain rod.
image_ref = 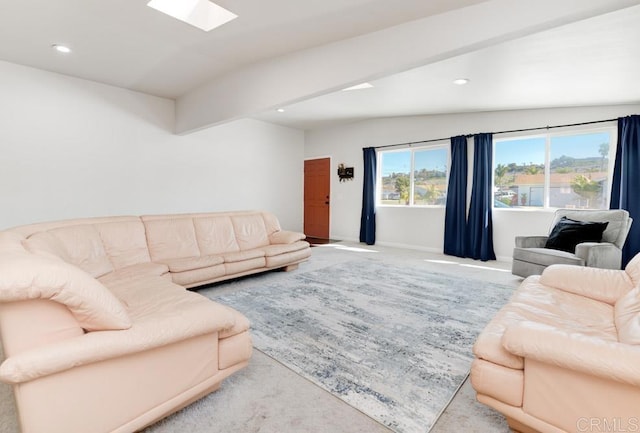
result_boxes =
[371,117,618,150]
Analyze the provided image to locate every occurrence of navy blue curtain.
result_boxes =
[359,147,377,245]
[466,133,496,261]
[610,115,640,266]
[443,135,468,257]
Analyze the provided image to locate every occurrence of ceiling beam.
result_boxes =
[175,0,640,134]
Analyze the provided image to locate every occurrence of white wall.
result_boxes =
[0,61,304,231]
[305,104,640,260]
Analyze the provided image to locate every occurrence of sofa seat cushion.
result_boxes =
[104,276,231,329]
[170,265,226,288]
[513,247,584,267]
[265,247,311,268]
[262,241,310,257]
[470,358,524,407]
[224,257,266,275]
[157,255,224,273]
[223,249,265,263]
[474,276,617,370]
[219,332,253,370]
[219,307,251,339]
[269,231,306,244]
[98,262,169,285]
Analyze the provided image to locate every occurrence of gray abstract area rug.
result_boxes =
[211,260,513,433]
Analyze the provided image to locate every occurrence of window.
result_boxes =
[493,129,614,210]
[378,146,448,206]
[494,137,545,207]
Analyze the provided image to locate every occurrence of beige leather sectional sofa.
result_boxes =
[0,210,310,433]
[471,255,640,433]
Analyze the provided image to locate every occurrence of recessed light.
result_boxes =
[52,44,71,54]
[342,82,374,91]
[147,0,237,32]
[277,108,285,113]
[453,78,470,85]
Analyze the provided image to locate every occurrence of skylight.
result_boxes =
[147,0,237,32]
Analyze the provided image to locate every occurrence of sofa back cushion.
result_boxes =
[231,214,269,250]
[193,216,240,255]
[96,220,151,269]
[143,217,201,261]
[0,253,131,331]
[261,211,282,235]
[0,232,27,254]
[615,287,640,344]
[25,225,114,278]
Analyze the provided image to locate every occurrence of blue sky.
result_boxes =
[494,132,611,166]
[381,148,448,176]
[380,132,611,176]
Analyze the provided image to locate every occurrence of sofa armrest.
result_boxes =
[269,230,306,245]
[502,322,640,387]
[539,264,633,305]
[574,242,623,269]
[515,236,548,248]
[0,301,237,384]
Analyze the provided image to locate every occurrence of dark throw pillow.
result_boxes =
[544,217,609,253]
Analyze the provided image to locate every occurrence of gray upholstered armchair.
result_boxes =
[512,209,632,278]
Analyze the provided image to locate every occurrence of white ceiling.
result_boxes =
[256,4,640,129]
[0,0,483,98]
[1,0,639,131]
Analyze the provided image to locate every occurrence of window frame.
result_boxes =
[376,143,450,208]
[492,125,617,211]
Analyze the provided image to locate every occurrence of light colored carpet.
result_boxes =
[211,259,514,433]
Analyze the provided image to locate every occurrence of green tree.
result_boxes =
[525,164,542,175]
[395,174,410,205]
[599,143,609,171]
[571,174,601,207]
[550,155,575,171]
[494,163,508,190]
[418,184,439,205]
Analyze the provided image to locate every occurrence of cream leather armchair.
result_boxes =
[472,255,640,433]
[512,209,632,278]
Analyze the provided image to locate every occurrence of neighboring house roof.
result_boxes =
[513,172,608,186]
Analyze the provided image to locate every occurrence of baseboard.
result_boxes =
[496,255,513,263]
[375,241,442,254]
[333,238,513,264]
